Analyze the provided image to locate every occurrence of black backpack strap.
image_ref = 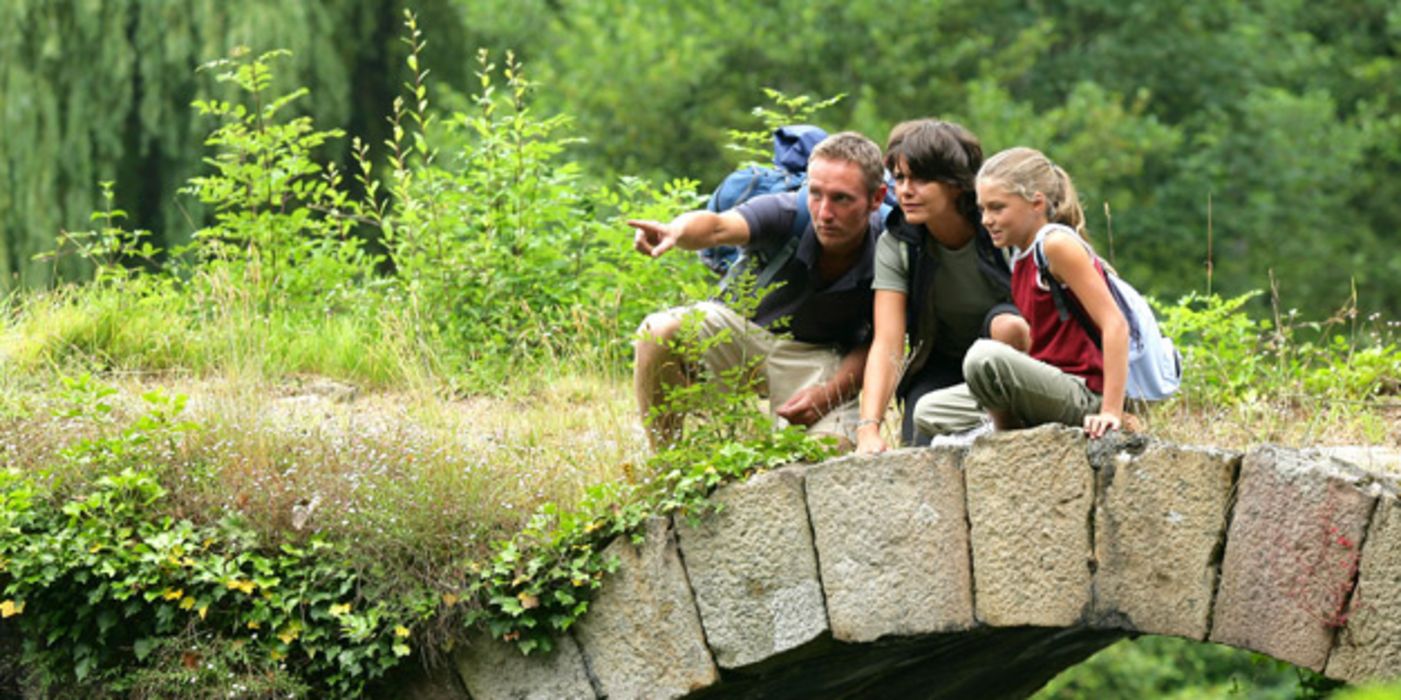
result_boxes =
[1033,238,1102,348]
[788,184,811,241]
[755,235,800,290]
[1032,239,1071,322]
[755,185,809,288]
[715,188,807,297]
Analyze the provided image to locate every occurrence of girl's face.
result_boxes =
[890,156,962,227]
[976,180,1045,249]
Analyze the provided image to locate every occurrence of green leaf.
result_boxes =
[96,609,117,634]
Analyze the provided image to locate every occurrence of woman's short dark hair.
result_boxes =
[884,119,984,223]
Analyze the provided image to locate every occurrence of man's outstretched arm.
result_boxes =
[629,210,751,258]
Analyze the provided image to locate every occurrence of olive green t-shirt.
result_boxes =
[873,231,1007,364]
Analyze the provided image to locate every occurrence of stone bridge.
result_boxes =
[387,426,1401,699]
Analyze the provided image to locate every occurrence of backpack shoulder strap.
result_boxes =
[754,184,808,289]
[1032,238,1073,323]
[717,187,806,296]
[1033,235,1104,347]
[788,184,811,241]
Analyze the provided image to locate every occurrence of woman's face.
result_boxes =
[976,180,1045,249]
[890,156,962,227]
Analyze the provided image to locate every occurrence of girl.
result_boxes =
[921,146,1127,439]
[855,120,1028,454]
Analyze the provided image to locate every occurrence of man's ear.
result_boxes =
[870,183,888,212]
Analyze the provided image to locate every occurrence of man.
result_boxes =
[629,131,888,450]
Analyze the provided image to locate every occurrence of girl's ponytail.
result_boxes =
[1049,163,1087,240]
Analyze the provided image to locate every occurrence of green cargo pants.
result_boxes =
[912,339,1101,437]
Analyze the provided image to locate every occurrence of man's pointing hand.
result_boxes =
[628,219,680,258]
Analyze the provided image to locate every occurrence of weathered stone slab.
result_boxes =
[453,630,595,700]
[676,466,828,669]
[965,424,1094,627]
[1210,446,1377,671]
[572,517,718,698]
[1326,482,1401,683]
[805,448,975,642]
[1319,446,1401,477]
[1091,437,1239,638]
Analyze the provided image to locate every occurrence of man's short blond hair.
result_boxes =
[810,131,885,196]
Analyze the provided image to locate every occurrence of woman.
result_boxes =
[855,120,1028,453]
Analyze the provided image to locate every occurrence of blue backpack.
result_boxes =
[699,125,829,276]
[1031,226,1183,401]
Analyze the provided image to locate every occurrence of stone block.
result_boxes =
[1210,446,1377,671]
[805,448,975,642]
[1318,446,1401,477]
[1326,484,1401,683]
[572,517,718,698]
[965,424,1094,627]
[1091,437,1239,638]
[676,466,827,669]
[453,630,595,700]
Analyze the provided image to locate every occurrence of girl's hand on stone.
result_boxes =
[1083,412,1121,439]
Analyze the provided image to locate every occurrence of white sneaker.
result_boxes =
[928,418,993,448]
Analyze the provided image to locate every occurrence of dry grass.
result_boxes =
[1141,397,1401,462]
[0,368,649,588]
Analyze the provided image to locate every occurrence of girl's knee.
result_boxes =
[963,339,1014,406]
[963,339,1007,380]
[988,313,1030,353]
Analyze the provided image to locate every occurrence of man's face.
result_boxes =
[806,156,882,253]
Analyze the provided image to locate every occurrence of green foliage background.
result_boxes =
[0,0,466,288]
[4,0,1400,317]
[2,2,1400,697]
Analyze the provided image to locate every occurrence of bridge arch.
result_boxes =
[391,426,1401,699]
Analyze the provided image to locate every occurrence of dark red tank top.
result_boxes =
[1011,248,1105,393]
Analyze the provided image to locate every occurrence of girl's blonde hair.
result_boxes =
[977,147,1088,241]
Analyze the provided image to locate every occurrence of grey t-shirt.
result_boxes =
[873,232,1006,361]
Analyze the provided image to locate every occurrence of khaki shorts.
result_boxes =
[647,301,861,441]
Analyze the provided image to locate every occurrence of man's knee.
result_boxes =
[636,310,682,349]
[988,313,1030,353]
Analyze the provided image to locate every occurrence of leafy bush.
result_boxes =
[0,385,436,697]
[13,14,711,388]
[369,35,706,386]
[181,48,379,313]
[1157,290,1401,409]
